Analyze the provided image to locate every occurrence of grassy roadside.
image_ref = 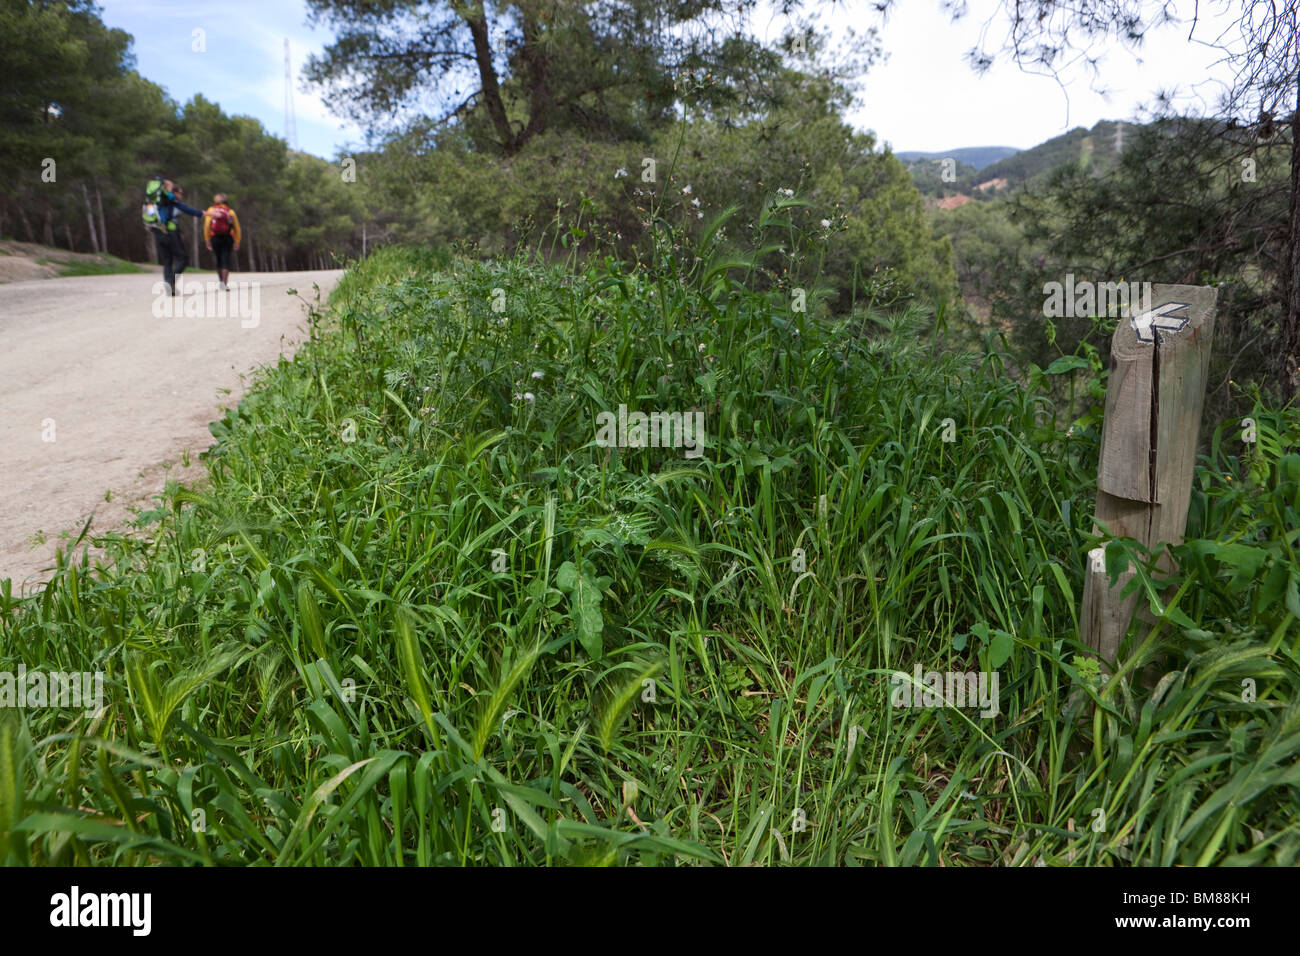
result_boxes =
[1,236,1298,866]
[39,254,145,277]
[0,239,147,281]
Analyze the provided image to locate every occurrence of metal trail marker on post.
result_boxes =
[1080,283,1217,665]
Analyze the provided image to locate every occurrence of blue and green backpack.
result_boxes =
[141,176,168,231]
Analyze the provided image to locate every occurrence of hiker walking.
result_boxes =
[141,175,203,295]
[203,193,241,291]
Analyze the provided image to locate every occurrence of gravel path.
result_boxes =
[0,270,342,591]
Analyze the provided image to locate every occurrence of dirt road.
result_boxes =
[0,270,342,591]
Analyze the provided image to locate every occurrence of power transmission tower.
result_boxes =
[283,38,298,151]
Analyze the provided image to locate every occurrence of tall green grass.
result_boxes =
[1,226,1298,865]
[37,253,145,277]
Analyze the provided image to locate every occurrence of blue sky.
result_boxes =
[98,0,365,159]
[99,0,1241,158]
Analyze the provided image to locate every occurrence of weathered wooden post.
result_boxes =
[1080,283,1217,666]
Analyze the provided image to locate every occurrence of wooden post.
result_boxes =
[1080,283,1217,665]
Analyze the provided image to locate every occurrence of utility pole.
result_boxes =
[283,38,298,152]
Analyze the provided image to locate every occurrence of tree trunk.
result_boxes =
[65,223,75,251]
[81,182,101,253]
[17,202,36,243]
[457,4,517,154]
[95,186,108,257]
[517,8,553,144]
[1279,71,1300,401]
[43,208,54,246]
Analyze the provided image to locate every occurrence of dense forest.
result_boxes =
[0,2,360,271]
[0,0,950,304]
[5,1,1298,407]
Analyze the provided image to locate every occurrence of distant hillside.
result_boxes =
[895,146,1020,170]
[904,120,1136,200]
[974,119,1130,189]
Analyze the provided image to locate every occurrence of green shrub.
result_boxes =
[1,231,1296,866]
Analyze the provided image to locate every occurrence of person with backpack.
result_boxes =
[203,194,242,291]
[141,175,204,295]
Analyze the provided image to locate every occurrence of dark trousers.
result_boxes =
[211,234,234,271]
[152,228,188,291]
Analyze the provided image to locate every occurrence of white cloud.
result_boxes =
[756,0,1241,152]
